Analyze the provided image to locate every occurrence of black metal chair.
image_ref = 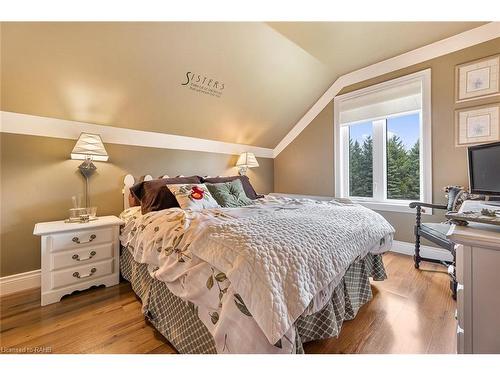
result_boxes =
[408,201,457,299]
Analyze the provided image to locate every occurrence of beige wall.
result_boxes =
[275,38,500,243]
[274,102,334,196]
[0,133,273,277]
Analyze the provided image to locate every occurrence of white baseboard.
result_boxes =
[0,269,41,296]
[391,240,453,262]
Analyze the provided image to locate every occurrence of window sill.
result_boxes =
[352,200,432,215]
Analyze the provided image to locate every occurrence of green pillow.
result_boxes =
[206,179,254,208]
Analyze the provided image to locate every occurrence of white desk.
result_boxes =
[447,201,500,354]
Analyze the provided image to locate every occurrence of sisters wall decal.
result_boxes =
[181,71,225,98]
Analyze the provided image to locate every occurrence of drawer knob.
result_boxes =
[72,268,97,279]
[72,251,96,261]
[72,234,96,244]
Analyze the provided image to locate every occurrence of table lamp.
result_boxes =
[235,152,259,175]
[70,133,108,207]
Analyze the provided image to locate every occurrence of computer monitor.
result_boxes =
[468,141,500,206]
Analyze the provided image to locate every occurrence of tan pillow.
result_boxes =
[167,184,220,210]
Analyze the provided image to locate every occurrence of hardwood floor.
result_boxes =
[303,252,457,354]
[0,252,456,354]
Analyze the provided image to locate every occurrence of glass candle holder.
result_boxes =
[69,208,87,221]
[86,206,97,219]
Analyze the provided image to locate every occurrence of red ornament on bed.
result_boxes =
[190,186,205,200]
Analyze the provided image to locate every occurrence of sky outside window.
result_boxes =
[387,113,420,150]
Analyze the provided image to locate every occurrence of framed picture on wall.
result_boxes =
[455,104,500,147]
[456,54,500,102]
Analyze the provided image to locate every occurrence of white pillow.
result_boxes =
[167,183,220,210]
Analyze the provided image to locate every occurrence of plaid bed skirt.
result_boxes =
[120,249,386,354]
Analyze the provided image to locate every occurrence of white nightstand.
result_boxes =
[33,216,124,306]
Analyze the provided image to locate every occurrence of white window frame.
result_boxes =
[334,69,432,214]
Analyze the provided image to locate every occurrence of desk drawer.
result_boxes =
[51,242,113,271]
[50,227,113,252]
[51,259,114,289]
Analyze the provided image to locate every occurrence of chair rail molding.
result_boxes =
[0,111,274,158]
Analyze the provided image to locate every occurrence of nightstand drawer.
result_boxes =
[51,259,114,289]
[51,242,113,271]
[50,227,113,252]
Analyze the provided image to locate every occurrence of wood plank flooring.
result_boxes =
[0,252,456,354]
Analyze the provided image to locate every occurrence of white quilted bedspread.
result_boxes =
[189,200,395,344]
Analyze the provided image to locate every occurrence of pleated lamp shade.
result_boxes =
[235,152,259,168]
[71,133,109,162]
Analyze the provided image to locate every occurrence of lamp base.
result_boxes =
[238,166,248,176]
[77,158,96,208]
[78,158,96,178]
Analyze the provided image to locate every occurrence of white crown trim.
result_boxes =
[0,111,274,158]
[273,22,500,157]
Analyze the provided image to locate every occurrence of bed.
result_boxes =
[119,174,394,354]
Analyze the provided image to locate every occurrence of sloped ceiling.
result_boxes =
[266,22,487,79]
[0,22,486,148]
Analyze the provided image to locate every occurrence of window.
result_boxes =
[386,113,420,201]
[348,121,373,198]
[334,70,431,213]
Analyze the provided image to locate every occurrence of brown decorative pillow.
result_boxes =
[130,176,202,214]
[201,175,263,200]
[128,194,140,208]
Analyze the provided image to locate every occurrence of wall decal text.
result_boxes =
[181,71,225,98]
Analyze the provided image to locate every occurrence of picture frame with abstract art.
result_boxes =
[455,104,500,147]
[456,54,500,102]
